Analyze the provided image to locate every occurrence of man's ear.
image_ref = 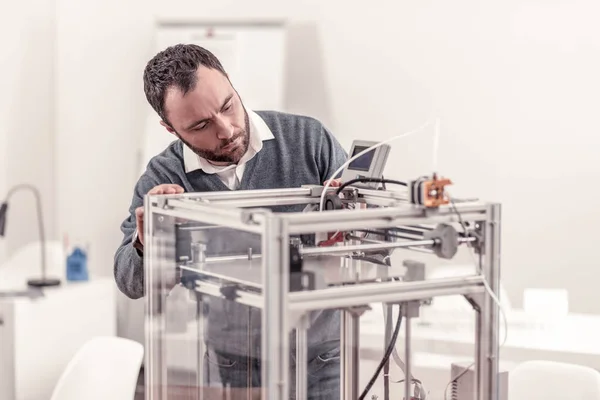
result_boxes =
[160,120,176,135]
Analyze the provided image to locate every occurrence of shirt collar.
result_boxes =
[183,110,274,174]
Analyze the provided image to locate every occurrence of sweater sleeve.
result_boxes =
[318,125,348,182]
[113,173,160,299]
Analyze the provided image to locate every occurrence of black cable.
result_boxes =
[358,303,403,400]
[383,303,392,400]
[335,178,407,195]
[448,197,469,235]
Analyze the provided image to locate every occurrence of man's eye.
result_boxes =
[195,123,208,130]
[224,103,232,111]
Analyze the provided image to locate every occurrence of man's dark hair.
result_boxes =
[143,44,227,126]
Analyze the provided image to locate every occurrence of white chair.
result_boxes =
[509,360,600,400]
[50,336,144,400]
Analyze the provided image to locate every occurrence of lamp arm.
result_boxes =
[4,184,47,279]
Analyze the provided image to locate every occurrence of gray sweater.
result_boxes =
[114,110,348,359]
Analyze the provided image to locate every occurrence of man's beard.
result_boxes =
[179,108,250,164]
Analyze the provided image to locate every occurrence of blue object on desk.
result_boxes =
[66,247,88,281]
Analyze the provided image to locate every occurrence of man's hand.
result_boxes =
[134,184,184,245]
[324,178,342,188]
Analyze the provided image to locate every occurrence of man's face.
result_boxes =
[161,66,250,164]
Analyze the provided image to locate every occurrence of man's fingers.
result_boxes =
[324,178,342,187]
[148,184,185,195]
[135,184,184,246]
[166,186,184,194]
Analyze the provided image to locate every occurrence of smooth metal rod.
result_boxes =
[300,237,475,256]
[301,239,436,255]
[347,235,434,254]
[404,246,434,254]
[188,235,457,263]
[191,237,443,262]
[289,275,484,312]
[206,254,262,263]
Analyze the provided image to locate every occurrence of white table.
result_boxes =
[0,278,117,400]
[358,308,600,399]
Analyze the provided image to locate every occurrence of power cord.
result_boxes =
[359,303,403,400]
[335,178,407,196]
[382,304,429,400]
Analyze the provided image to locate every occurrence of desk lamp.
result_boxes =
[0,184,61,287]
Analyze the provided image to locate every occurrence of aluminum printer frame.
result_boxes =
[143,185,501,400]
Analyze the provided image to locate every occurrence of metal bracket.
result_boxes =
[240,208,273,225]
[402,300,422,319]
[342,187,359,203]
[470,222,485,255]
[290,271,315,292]
[464,293,484,312]
[289,241,316,292]
[219,284,240,301]
[189,287,202,302]
[301,184,326,197]
[156,196,168,209]
[289,311,313,331]
[240,210,258,225]
[402,260,432,307]
[180,270,199,290]
[341,304,372,318]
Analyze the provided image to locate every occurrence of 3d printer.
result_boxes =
[142,140,502,400]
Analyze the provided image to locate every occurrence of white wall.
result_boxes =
[0,0,56,266]
[55,0,154,277]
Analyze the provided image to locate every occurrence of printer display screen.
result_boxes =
[348,146,375,171]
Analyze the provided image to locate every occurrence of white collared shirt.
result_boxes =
[182,110,275,190]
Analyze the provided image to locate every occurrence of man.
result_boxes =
[114,44,348,398]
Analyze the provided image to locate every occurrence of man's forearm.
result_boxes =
[114,239,145,299]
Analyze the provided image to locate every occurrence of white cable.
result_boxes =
[319,120,433,212]
[442,193,508,400]
[432,117,441,174]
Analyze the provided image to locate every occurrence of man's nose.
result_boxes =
[214,115,234,140]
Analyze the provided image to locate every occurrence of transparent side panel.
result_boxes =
[146,209,266,399]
